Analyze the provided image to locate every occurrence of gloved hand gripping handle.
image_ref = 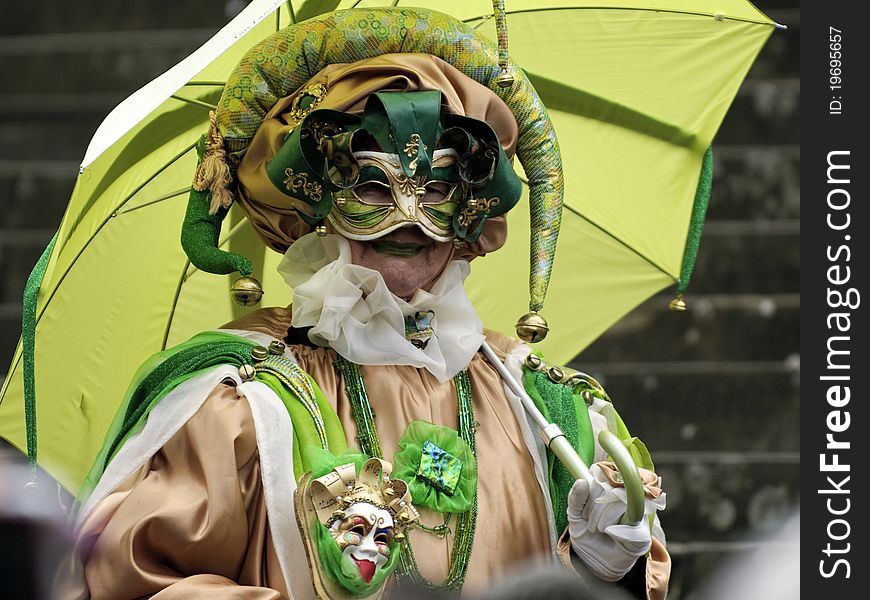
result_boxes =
[480,342,644,524]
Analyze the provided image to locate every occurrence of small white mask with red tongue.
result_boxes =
[329,501,395,583]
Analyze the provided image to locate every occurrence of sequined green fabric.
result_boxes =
[417,440,463,496]
[523,367,594,534]
[214,7,562,313]
[22,233,57,467]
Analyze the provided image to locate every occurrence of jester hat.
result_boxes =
[181,7,563,341]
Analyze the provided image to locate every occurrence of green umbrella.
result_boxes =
[0,0,777,492]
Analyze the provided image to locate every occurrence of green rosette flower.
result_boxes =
[392,420,477,513]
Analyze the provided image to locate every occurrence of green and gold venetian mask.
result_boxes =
[265,90,522,244]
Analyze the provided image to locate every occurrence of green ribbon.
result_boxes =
[677,145,714,294]
[22,232,57,469]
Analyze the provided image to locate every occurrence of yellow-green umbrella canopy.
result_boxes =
[0,0,775,492]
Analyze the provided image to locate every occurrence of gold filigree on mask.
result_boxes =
[457,197,500,228]
[283,167,323,202]
[395,173,427,203]
[404,133,428,174]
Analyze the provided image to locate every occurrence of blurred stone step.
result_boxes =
[755,0,799,7]
[0,2,230,35]
[0,118,105,161]
[655,460,797,542]
[1,41,208,96]
[576,297,798,363]
[570,369,799,453]
[708,145,800,220]
[0,232,53,308]
[689,230,799,294]
[0,162,76,228]
[715,79,800,146]
[0,309,22,372]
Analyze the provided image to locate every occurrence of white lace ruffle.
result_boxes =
[278,233,484,382]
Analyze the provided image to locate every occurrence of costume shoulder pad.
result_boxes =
[520,352,611,407]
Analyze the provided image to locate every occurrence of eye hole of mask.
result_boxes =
[421,182,453,204]
[353,181,393,204]
[374,531,391,545]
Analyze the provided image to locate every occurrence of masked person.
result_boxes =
[70,8,668,600]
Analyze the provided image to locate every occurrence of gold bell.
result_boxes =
[515,312,549,343]
[315,225,328,237]
[524,353,543,370]
[669,294,688,312]
[496,70,515,88]
[547,366,565,383]
[230,276,264,307]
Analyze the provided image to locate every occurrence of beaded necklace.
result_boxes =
[334,355,478,592]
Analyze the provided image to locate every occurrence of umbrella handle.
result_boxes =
[480,342,645,524]
[597,430,646,525]
[545,427,645,526]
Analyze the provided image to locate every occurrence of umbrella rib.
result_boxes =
[461,7,776,28]
[170,95,217,111]
[562,203,676,281]
[287,1,297,24]
[34,142,199,326]
[112,187,191,216]
[472,15,493,30]
[162,257,192,351]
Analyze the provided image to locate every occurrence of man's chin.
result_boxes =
[377,255,434,299]
[348,236,454,299]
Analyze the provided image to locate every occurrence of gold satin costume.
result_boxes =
[73,308,668,599]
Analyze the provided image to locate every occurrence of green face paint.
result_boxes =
[371,240,424,257]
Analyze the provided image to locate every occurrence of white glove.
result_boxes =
[567,462,666,582]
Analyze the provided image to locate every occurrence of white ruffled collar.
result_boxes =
[278,234,484,382]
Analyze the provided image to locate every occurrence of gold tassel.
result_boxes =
[193,110,234,214]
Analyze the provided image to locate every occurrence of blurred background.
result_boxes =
[0,1,798,598]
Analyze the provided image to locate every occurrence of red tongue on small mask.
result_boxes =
[355,558,376,583]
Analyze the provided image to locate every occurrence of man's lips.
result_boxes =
[352,556,377,583]
[371,240,425,256]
